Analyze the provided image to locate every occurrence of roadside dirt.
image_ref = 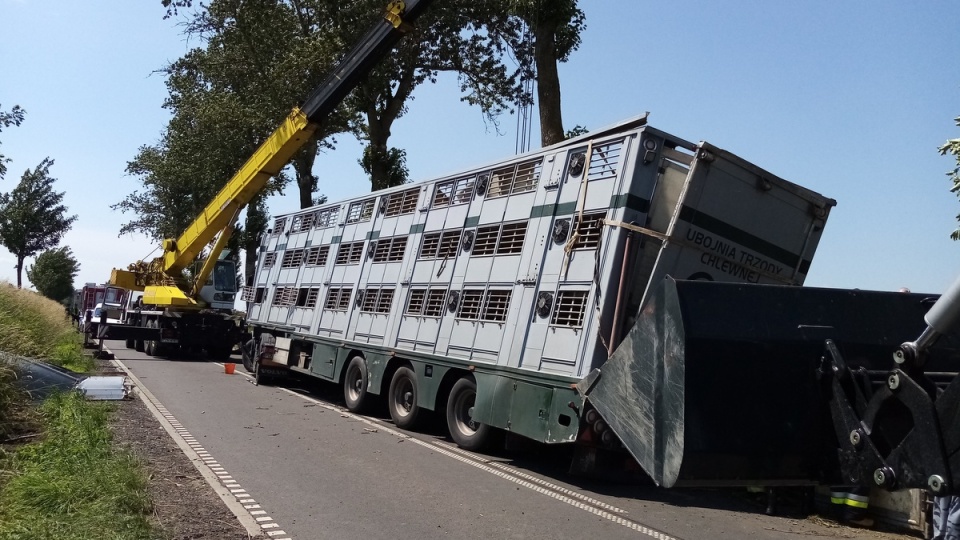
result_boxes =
[100,360,259,540]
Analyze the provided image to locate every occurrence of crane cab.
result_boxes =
[198,259,238,311]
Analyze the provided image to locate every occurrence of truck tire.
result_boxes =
[125,338,135,349]
[134,339,145,352]
[145,320,159,357]
[241,339,255,373]
[446,377,493,451]
[388,366,421,429]
[343,356,370,412]
[254,358,271,387]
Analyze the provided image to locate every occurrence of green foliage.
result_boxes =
[360,145,409,191]
[565,125,588,139]
[0,283,91,372]
[348,0,527,187]
[0,104,25,182]
[0,363,36,445]
[26,247,79,303]
[50,343,94,374]
[0,392,154,540]
[0,159,77,288]
[939,115,960,240]
[481,0,586,145]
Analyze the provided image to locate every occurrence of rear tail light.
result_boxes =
[259,334,276,360]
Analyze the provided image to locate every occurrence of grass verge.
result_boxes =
[0,284,94,373]
[0,284,159,539]
[0,392,154,540]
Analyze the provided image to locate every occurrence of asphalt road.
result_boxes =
[105,340,904,540]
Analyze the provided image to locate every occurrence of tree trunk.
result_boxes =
[366,111,394,191]
[16,255,23,289]
[243,241,258,288]
[534,20,565,147]
[242,194,267,287]
[293,138,319,209]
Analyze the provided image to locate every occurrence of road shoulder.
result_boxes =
[101,358,260,539]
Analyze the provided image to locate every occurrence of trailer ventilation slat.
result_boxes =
[272,287,297,307]
[486,158,542,198]
[346,198,375,224]
[385,188,419,217]
[433,176,476,207]
[281,248,305,268]
[337,288,352,310]
[241,286,256,302]
[406,289,426,314]
[306,245,330,266]
[472,226,499,255]
[388,237,407,261]
[551,290,588,327]
[453,176,476,203]
[419,233,441,259]
[361,289,379,312]
[512,160,542,193]
[496,222,527,254]
[376,289,395,313]
[457,290,484,320]
[482,290,512,322]
[374,237,408,262]
[324,287,352,311]
[372,240,392,262]
[425,288,447,316]
[314,207,339,229]
[438,230,462,259]
[271,217,287,236]
[324,288,339,309]
[573,212,606,249]
[336,241,364,264]
[304,288,320,308]
[587,139,624,182]
[291,212,315,233]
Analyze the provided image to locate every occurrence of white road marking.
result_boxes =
[226,368,680,540]
[110,356,291,539]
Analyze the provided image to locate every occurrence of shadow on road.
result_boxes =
[254,371,817,521]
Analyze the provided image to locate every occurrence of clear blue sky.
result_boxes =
[2,0,959,295]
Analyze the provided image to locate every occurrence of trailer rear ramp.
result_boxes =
[581,278,960,490]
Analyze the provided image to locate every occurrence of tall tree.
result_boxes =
[132,0,524,284]
[484,0,585,146]
[27,246,79,303]
[347,0,524,189]
[0,159,77,288]
[939,114,960,240]
[0,104,25,182]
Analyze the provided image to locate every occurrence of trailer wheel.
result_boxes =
[134,339,145,352]
[446,377,493,451]
[343,356,370,412]
[125,338,135,349]
[388,366,420,429]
